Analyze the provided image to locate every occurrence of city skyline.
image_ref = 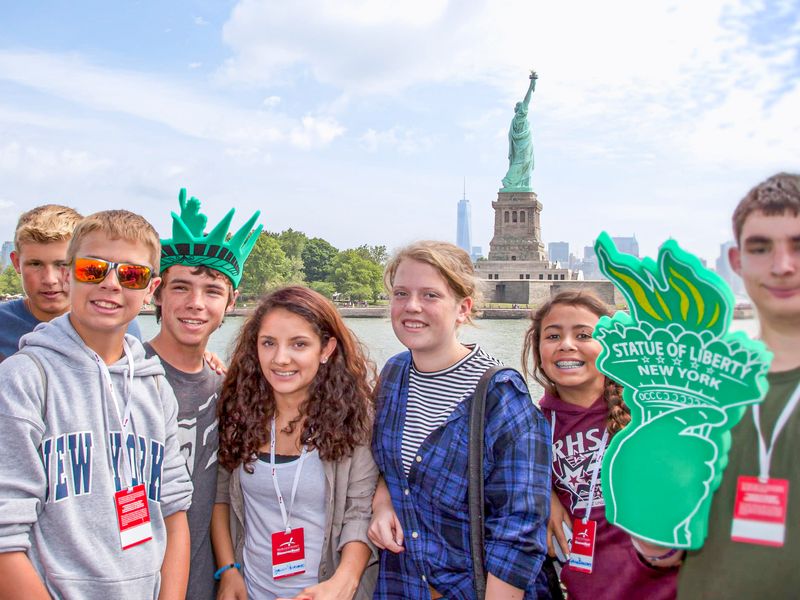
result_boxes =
[0,1,797,267]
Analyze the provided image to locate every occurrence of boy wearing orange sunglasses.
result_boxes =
[0,210,193,599]
[144,189,260,600]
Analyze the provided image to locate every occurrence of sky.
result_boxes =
[1,0,798,266]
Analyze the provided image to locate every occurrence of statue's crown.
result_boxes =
[160,188,262,289]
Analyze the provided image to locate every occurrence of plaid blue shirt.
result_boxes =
[372,351,552,599]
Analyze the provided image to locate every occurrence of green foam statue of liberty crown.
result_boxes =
[160,188,262,289]
[594,232,771,549]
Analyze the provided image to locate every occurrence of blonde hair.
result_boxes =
[14,204,83,250]
[67,210,161,273]
[384,240,480,324]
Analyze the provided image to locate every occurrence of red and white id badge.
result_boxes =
[114,484,152,550]
[569,519,597,573]
[272,528,306,579]
[731,476,789,547]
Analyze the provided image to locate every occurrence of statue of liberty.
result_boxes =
[501,71,537,192]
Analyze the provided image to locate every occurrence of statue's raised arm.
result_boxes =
[521,70,537,110]
[501,71,537,192]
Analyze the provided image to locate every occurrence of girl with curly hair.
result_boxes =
[522,290,677,600]
[211,286,378,600]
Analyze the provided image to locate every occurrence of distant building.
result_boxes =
[456,191,472,255]
[612,235,639,257]
[0,241,13,269]
[548,241,569,265]
[471,246,483,262]
[568,244,603,280]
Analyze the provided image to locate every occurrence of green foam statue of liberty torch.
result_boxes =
[594,232,771,549]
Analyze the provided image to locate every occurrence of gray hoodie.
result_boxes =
[0,314,193,599]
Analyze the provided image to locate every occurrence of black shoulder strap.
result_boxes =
[469,365,516,599]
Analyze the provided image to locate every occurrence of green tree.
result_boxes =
[0,265,22,296]
[308,280,336,299]
[239,233,303,295]
[328,249,383,302]
[355,244,388,266]
[302,237,338,282]
[278,229,308,260]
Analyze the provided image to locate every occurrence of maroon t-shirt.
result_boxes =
[541,391,678,600]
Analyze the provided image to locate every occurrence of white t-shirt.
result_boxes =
[240,450,327,599]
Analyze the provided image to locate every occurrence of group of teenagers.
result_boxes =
[0,172,798,600]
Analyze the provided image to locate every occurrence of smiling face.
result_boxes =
[257,307,336,405]
[68,232,160,356]
[538,303,605,406]
[154,265,236,356]
[11,240,71,322]
[730,210,800,325]
[389,258,472,370]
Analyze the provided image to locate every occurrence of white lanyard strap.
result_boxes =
[752,382,800,481]
[583,428,609,523]
[94,342,137,489]
[550,411,609,523]
[270,418,308,533]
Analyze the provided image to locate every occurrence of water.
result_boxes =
[136,315,759,400]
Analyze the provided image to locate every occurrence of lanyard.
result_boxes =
[752,382,800,481]
[270,418,308,533]
[94,341,137,490]
[550,411,609,523]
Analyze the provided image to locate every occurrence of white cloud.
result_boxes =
[163,165,187,178]
[263,95,281,107]
[0,50,344,151]
[194,16,208,26]
[359,127,435,155]
[290,116,345,150]
[0,103,85,131]
[188,62,202,69]
[0,199,13,209]
[218,0,800,168]
[0,141,113,179]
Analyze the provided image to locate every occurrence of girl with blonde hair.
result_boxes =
[369,241,552,599]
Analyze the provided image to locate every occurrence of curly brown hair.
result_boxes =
[522,290,630,435]
[217,286,375,472]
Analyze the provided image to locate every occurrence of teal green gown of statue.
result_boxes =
[501,75,536,192]
[501,108,533,190]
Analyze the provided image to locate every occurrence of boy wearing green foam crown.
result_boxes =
[634,173,800,598]
[145,189,261,600]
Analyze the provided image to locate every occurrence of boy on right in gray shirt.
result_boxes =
[145,189,261,600]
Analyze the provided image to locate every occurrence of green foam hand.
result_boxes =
[594,232,771,549]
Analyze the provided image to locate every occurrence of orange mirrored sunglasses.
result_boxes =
[73,257,153,290]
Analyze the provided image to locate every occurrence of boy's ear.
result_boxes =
[144,276,162,306]
[10,251,21,274]
[227,289,240,312]
[728,245,742,275]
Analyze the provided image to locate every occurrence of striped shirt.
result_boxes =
[401,345,501,475]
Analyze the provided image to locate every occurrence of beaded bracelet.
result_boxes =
[214,562,241,581]
[630,537,681,562]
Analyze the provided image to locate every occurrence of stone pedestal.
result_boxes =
[487,191,547,262]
